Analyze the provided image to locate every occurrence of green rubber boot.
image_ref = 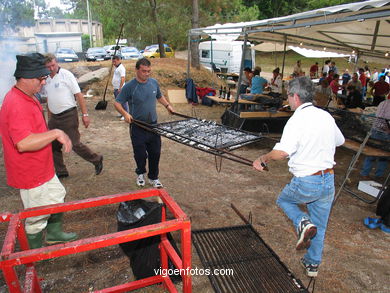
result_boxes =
[46,213,78,244]
[27,231,44,249]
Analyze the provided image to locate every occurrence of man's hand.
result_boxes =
[56,129,72,153]
[82,116,90,128]
[166,104,174,114]
[253,156,268,172]
[124,112,133,124]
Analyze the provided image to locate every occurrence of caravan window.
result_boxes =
[201,50,210,58]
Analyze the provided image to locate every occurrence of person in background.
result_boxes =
[0,53,77,249]
[330,61,338,74]
[344,85,365,109]
[253,76,345,277]
[341,69,351,95]
[322,60,331,75]
[330,74,342,96]
[43,54,103,178]
[315,79,332,106]
[114,58,174,188]
[373,75,390,106]
[293,60,304,76]
[360,97,390,182]
[319,72,327,85]
[251,67,268,94]
[365,80,374,105]
[348,72,362,94]
[239,67,253,94]
[309,62,319,79]
[326,70,334,85]
[364,65,371,83]
[371,67,379,83]
[112,55,127,120]
[358,68,367,98]
[269,67,283,98]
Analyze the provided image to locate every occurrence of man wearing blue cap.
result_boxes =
[0,53,77,249]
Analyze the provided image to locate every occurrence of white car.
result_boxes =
[105,44,126,56]
[55,48,79,62]
[121,47,142,60]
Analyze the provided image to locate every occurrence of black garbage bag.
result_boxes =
[376,184,390,227]
[117,199,182,282]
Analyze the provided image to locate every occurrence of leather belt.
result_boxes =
[311,168,334,176]
[54,107,76,116]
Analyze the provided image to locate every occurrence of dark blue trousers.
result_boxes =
[130,124,161,180]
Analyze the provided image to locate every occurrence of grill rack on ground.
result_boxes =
[153,118,262,151]
[193,224,308,293]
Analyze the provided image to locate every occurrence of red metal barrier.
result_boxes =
[0,188,192,293]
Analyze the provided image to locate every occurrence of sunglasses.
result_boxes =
[36,75,49,82]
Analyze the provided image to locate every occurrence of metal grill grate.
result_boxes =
[154,118,261,150]
[193,225,308,293]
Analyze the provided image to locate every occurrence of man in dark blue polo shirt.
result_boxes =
[114,58,174,188]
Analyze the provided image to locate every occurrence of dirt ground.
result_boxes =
[0,58,389,293]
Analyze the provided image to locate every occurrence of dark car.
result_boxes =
[85,47,111,61]
[55,48,79,62]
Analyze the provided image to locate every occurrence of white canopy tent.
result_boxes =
[188,0,390,97]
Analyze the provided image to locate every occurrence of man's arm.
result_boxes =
[16,129,72,153]
[253,149,288,172]
[119,76,125,91]
[157,96,174,114]
[114,101,133,123]
[75,92,90,128]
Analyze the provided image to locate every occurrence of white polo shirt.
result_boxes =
[274,103,345,177]
[43,68,80,114]
[112,63,126,90]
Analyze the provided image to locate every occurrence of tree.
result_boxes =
[191,0,200,69]
[0,0,34,33]
[148,0,165,58]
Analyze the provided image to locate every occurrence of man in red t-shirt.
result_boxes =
[0,53,77,248]
[373,75,390,106]
[310,62,319,79]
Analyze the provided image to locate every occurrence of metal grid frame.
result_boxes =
[0,189,192,293]
[193,224,308,293]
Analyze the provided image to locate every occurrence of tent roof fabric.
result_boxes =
[190,0,390,58]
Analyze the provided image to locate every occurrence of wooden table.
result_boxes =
[208,95,259,105]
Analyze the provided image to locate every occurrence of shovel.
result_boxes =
[95,23,124,111]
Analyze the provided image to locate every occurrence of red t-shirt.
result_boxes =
[373,81,390,96]
[0,87,55,189]
[359,73,367,87]
[310,64,318,73]
[330,80,341,94]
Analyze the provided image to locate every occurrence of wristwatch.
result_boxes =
[82,113,89,117]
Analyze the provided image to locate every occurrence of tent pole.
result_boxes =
[187,32,191,79]
[354,51,360,73]
[281,35,287,79]
[236,28,247,102]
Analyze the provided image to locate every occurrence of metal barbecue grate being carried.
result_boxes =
[192,224,308,293]
[154,118,262,150]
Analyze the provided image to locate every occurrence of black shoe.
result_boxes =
[56,171,69,179]
[95,156,103,175]
[296,218,317,250]
[301,258,319,277]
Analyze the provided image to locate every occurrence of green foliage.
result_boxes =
[81,34,91,51]
[0,0,34,32]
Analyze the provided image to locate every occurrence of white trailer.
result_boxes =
[199,40,255,74]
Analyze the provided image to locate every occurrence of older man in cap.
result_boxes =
[0,53,77,249]
[42,53,103,178]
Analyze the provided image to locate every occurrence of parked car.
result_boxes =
[142,45,174,58]
[141,43,169,53]
[55,48,79,62]
[85,47,111,61]
[105,44,126,56]
[121,47,142,60]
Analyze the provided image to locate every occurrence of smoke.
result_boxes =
[0,45,17,106]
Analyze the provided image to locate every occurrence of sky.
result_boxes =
[45,0,72,10]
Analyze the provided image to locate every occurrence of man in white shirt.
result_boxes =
[112,55,127,118]
[253,76,345,278]
[43,54,103,178]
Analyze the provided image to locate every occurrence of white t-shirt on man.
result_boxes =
[112,63,126,90]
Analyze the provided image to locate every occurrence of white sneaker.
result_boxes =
[136,174,145,187]
[148,178,163,188]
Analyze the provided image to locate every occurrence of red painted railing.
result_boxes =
[0,188,192,293]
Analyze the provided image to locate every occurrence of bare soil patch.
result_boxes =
[0,58,389,293]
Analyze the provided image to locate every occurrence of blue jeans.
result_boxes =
[360,129,389,177]
[276,173,335,265]
[114,89,128,113]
